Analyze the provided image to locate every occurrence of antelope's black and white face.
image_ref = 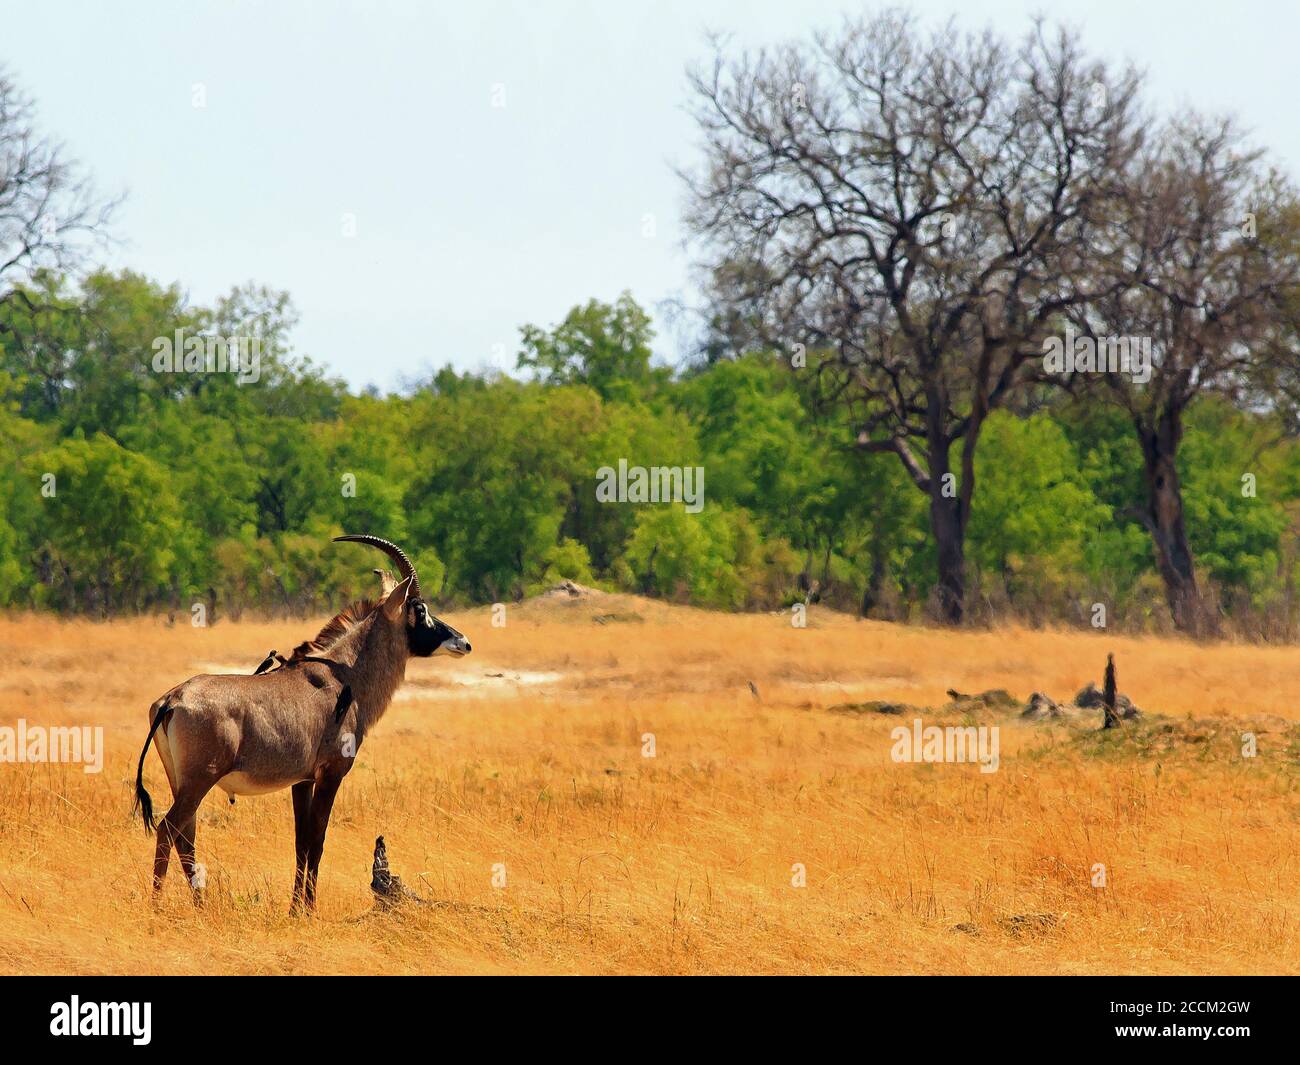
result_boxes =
[406,598,471,658]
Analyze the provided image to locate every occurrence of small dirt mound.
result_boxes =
[1018,686,1144,725]
[539,580,602,600]
[1021,691,1065,721]
[941,689,1020,718]
[829,700,918,716]
[946,688,1018,707]
[998,912,1059,937]
[1020,692,1096,722]
[1074,682,1142,720]
[951,913,1060,938]
[592,611,643,624]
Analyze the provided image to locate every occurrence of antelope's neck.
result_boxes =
[332,617,410,737]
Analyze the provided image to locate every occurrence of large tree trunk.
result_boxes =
[928,388,969,625]
[860,535,889,618]
[1136,407,1217,637]
[927,412,966,624]
[930,482,966,625]
[873,396,971,625]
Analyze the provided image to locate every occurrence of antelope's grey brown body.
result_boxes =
[134,535,470,912]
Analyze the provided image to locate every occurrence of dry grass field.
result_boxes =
[2,592,1300,975]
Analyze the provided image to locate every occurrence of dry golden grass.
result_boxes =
[2,594,1299,974]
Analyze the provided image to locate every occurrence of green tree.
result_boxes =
[30,433,184,612]
[616,504,766,609]
[517,292,660,401]
[967,412,1114,615]
[409,382,608,599]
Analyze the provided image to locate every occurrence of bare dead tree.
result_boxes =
[0,68,117,369]
[0,69,115,288]
[681,13,1143,623]
[1064,117,1300,636]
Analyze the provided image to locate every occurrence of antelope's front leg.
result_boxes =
[289,780,314,914]
[302,773,343,913]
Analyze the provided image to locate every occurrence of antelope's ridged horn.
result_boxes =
[333,534,420,599]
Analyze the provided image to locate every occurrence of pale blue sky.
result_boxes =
[3,0,1296,389]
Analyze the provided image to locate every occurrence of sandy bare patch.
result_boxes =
[395,668,566,701]
[189,660,567,701]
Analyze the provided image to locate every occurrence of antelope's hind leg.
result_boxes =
[148,716,180,894]
[152,780,216,899]
[174,813,204,906]
[152,817,176,893]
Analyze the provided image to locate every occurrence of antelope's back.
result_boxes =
[151,661,346,718]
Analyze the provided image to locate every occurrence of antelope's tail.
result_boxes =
[134,704,171,835]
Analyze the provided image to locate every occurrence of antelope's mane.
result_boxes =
[289,597,379,661]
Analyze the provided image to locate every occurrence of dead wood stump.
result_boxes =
[371,835,427,911]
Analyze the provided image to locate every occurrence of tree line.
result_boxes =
[0,275,1295,635]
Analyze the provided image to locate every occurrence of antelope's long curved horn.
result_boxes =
[333,535,420,599]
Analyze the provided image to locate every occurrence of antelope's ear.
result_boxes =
[373,568,398,597]
[381,575,413,621]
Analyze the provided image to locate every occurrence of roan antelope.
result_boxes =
[133,534,471,913]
